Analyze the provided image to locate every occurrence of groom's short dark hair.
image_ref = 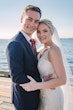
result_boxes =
[22,5,42,18]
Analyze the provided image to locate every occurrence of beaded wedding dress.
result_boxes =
[38,47,64,110]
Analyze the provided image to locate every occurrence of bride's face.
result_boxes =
[37,23,53,44]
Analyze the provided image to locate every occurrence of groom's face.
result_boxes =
[21,10,40,37]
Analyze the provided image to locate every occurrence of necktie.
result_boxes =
[30,39,36,54]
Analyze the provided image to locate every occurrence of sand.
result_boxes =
[0,70,73,110]
[0,71,14,110]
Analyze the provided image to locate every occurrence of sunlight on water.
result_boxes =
[0,38,73,74]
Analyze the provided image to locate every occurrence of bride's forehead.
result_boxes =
[39,23,47,27]
[38,24,50,30]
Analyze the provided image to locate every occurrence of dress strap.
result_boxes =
[38,47,50,59]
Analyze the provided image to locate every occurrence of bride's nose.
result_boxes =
[40,32,44,36]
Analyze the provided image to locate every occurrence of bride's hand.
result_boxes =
[43,74,54,82]
[20,75,38,92]
[43,74,56,89]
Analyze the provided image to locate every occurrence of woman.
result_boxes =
[20,19,73,110]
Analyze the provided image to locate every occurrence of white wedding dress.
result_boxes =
[38,47,64,110]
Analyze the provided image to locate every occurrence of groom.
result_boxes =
[6,5,42,110]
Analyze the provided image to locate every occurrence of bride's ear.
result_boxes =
[51,31,53,36]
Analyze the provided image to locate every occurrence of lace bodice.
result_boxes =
[37,48,56,78]
[37,47,64,110]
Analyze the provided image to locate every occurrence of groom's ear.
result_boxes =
[21,14,26,23]
[21,16,23,23]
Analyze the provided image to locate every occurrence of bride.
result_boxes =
[20,19,73,110]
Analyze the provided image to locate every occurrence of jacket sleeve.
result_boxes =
[6,41,30,84]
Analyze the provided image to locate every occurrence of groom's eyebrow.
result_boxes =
[28,17,39,22]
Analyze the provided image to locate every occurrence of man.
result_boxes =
[6,5,42,110]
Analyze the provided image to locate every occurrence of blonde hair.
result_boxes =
[39,19,54,33]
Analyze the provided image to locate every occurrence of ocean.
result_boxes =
[0,38,73,74]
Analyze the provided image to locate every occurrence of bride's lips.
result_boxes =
[39,37,46,41]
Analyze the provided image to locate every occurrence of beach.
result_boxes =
[0,71,14,110]
[0,71,73,110]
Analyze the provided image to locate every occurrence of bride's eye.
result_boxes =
[37,30,40,34]
[43,30,48,32]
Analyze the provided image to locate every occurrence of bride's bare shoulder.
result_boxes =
[49,44,61,57]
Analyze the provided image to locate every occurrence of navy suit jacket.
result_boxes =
[6,32,42,110]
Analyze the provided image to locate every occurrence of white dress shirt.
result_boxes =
[20,30,31,45]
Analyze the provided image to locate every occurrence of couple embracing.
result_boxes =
[6,5,72,110]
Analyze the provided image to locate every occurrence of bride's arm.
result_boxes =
[42,46,66,89]
[39,46,66,89]
[19,74,54,91]
[20,47,66,91]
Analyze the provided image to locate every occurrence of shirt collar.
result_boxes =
[20,30,31,44]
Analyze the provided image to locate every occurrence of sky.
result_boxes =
[0,0,73,39]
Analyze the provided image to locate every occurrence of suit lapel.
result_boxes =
[19,32,37,64]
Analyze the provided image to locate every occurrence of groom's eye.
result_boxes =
[35,20,39,24]
[27,18,32,21]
